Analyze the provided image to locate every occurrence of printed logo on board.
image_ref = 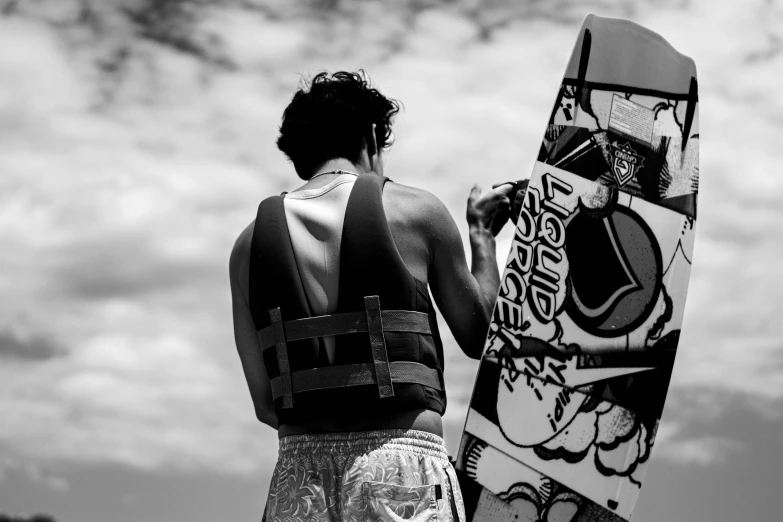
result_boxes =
[610,141,644,187]
[564,203,663,338]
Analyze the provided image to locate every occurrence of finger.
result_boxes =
[468,183,482,203]
[492,181,515,189]
[494,183,515,196]
[493,188,513,202]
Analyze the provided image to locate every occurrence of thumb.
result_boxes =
[468,183,482,203]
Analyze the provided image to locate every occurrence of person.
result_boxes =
[229,71,514,522]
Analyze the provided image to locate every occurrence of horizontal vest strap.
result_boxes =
[269,361,442,400]
[257,310,432,350]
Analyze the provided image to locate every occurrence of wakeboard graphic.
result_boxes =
[455,14,698,522]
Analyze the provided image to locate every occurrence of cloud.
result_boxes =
[0,451,69,492]
[657,436,743,466]
[647,417,744,467]
[0,0,781,494]
[0,333,277,476]
[0,331,64,361]
[46,231,221,301]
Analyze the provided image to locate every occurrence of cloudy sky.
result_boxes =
[0,0,781,520]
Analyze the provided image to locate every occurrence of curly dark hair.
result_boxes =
[276,71,401,179]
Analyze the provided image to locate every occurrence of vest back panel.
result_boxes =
[249,173,446,425]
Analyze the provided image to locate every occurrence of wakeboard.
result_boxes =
[454,13,699,522]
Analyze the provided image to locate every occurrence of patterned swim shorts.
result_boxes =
[263,429,466,522]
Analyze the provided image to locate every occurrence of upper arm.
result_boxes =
[423,194,490,359]
[229,221,277,429]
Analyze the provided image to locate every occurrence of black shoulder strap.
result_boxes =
[337,173,415,313]
[248,195,311,330]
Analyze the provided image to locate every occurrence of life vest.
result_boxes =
[248,173,447,426]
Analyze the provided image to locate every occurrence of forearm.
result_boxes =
[430,184,509,359]
[249,380,279,431]
[469,224,501,322]
[256,405,279,431]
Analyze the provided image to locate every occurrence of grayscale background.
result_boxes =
[0,1,780,521]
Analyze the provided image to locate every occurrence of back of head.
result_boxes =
[276,71,400,180]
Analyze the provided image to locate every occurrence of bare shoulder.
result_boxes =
[385,181,460,250]
[230,221,254,270]
[384,181,452,230]
[229,220,255,302]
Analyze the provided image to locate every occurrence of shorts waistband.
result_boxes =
[278,429,448,460]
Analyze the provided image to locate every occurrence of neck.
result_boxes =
[293,159,363,193]
[312,158,369,178]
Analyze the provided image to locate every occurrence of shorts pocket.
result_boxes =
[362,481,439,522]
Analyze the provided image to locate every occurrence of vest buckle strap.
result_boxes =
[264,298,438,406]
[268,361,442,400]
[256,310,432,350]
[269,307,294,409]
[365,295,394,399]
